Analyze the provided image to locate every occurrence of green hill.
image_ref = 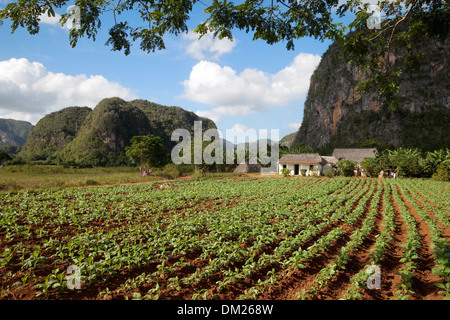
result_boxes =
[18,97,217,166]
[18,107,91,162]
[129,99,217,149]
[58,98,152,166]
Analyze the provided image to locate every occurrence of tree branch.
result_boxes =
[385,0,419,69]
[369,21,393,42]
[113,0,122,25]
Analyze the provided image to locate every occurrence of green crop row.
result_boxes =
[0,176,448,300]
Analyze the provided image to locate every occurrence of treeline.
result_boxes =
[125,134,277,177]
[337,148,450,181]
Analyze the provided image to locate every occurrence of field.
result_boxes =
[0,175,449,300]
[0,165,165,192]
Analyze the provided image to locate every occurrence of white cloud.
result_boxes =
[231,123,249,132]
[194,109,222,124]
[182,52,321,120]
[288,122,302,131]
[39,12,62,25]
[38,11,75,31]
[182,32,236,61]
[0,58,137,124]
[0,5,72,30]
[288,122,302,130]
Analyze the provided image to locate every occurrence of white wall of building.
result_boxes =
[322,163,333,175]
[279,163,323,176]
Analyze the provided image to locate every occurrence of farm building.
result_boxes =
[321,156,339,167]
[233,160,261,173]
[333,148,377,176]
[278,148,376,176]
[278,153,335,176]
[321,156,339,175]
[332,148,377,164]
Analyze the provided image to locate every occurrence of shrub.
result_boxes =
[280,168,291,177]
[85,179,100,186]
[360,157,379,177]
[177,164,195,174]
[160,164,181,180]
[432,162,450,181]
[325,170,334,178]
[336,159,356,177]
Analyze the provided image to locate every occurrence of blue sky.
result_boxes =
[0,1,362,141]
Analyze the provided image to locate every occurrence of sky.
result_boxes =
[0,1,366,141]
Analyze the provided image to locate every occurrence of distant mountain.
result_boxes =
[236,139,277,151]
[0,118,34,148]
[279,132,297,148]
[221,139,236,154]
[18,97,217,166]
[235,139,277,162]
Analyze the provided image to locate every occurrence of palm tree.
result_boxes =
[387,147,422,158]
[387,147,423,177]
[422,148,450,175]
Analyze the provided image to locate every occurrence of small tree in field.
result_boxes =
[126,135,168,176]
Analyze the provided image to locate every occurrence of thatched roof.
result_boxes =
[322,156,339,165]
[332,148,377,163]
[233,161,261,173]
[278,153,325,164]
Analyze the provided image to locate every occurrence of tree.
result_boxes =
[336,159,356,177]
[387,147,423,177]
[360,157,379,178]
[290,142,312,154]
[422,148,450,176]
[0,150,12,164]
[125,135,168,176]
[1,1,448,108]
[338,0,449,110]
[432,161,450,181]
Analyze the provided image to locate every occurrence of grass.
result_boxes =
[0,165,165,193]
[0,164,259,193]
